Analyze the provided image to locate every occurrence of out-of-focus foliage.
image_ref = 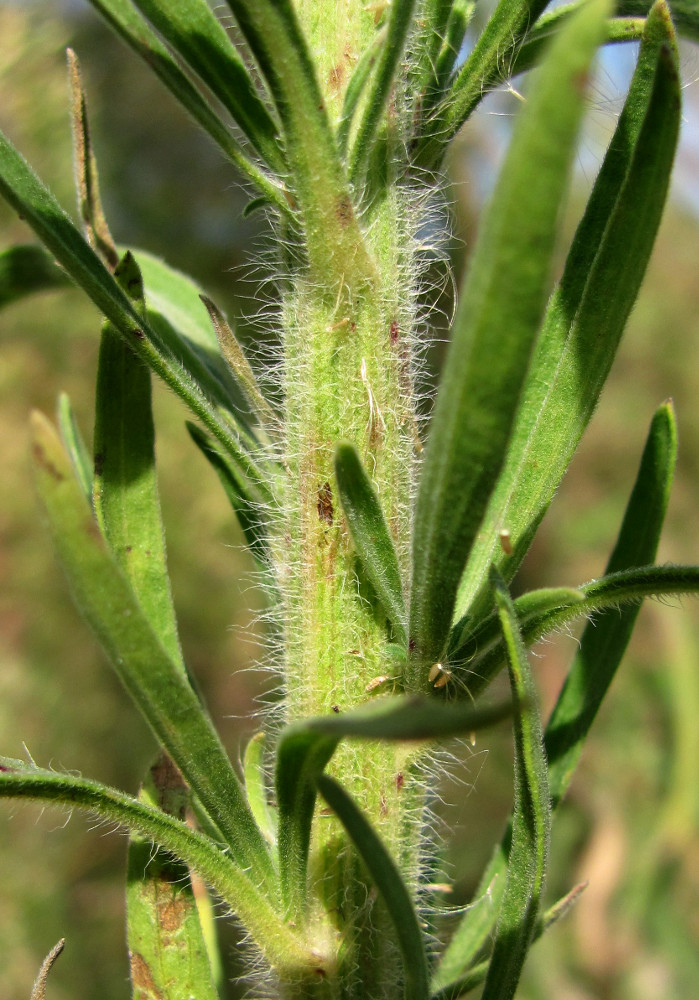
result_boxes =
[0,3,697,999]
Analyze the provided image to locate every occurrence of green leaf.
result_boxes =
[0,244,71,309]
[446,587,585,685]
[414,0,551,170]
[127,755,221,1000]
[409,0,609,675]
[431,883,587,1000]
[513,9,645,78]
[274,726,338,918]
[94,251,183,668]
[186,422,271,566]
[337,28,386,156]
[0,758,310,974]
[480,570,550,1000]
[349,0,419,188]
[451,1,681,631]
[30,411,276,893]
[618,0,699,41]
[274,695,510,917]
[318,775,430,1000]
[544,402,679,806]
[334,443,407,644]
[84,0,287,210]
[30,940,65,1000]
[67,48,118,268]
[57,392,92,506]
[433,401,678,990]
[412,1,476,130]
[130,0,284,173]
[200,293,280,435]
[243,732,277,847]
[0,129,272,495]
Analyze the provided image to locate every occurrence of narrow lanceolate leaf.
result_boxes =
[130,0,284,173]
[0,759,311,975]
[67,48,118,268]
[413,0,551,170]
[545,401,678,806]
[452,1,681,631]
[409,0,609,677]
[415,0,476,126]
[201,294,279,434]
[57,392,92,505]
[334,443,407,644]
[431,883,587,1000]
[275,696,510,919]
[480,570,550,1000]
[30,940,65,1000]
[127,756,220,1000]
[275,726,337,918]
[618,0,699,42]
[94,251,183,667]
[318,775,430,1000]
[349,0,418,187]
[0,131,272,495]
[30,412,276,893]
[83,0,287,211]
[0,244,70,309]
[225,0,375,286]
[133,251,259,441]
[243,732,277,846]
[433,402,678,990]
[512,10,645,79]
[447,587,586,687]
[187,422,271,567]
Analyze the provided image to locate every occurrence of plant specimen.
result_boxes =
[1,1,698,998]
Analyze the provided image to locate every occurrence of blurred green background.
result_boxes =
[1,3,697,998]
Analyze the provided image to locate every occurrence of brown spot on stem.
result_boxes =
[335,196,354,227]
[132,328,145,341]
[390,319,400,344]
[317,481,334,526]
[327,62,346,93]
[395,772,404,792]
[93,452,104,476]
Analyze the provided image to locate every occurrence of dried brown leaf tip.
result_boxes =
[30,939,65,1000]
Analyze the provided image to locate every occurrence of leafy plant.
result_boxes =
[1,1,697,998]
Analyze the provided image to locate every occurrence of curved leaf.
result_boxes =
[0,130,272,494]
[30,411,276,893]
[409,0,609,674]
[0,758,309,974]
[318,775,430,1000]
[274,695,510,917]
[225,0,375,285]
[130,0,284,172]
[84,0,287,209]
[57,392,92,505]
